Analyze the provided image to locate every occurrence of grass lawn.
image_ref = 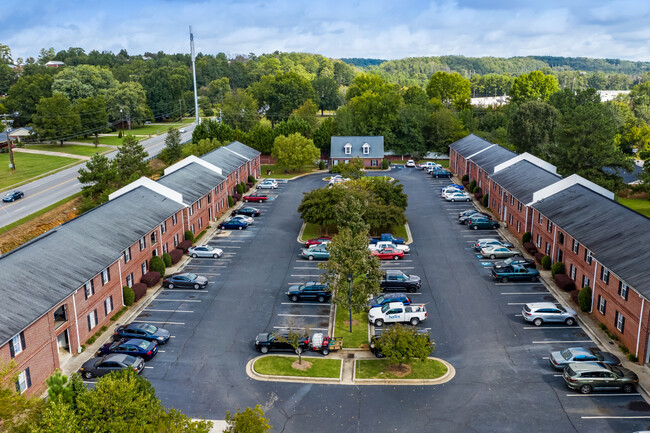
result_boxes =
[0,153,79,190]
[261,164,320,179]
[25,144,112,157]
[334,305,368,348]
[0,192,81,236]
[301,223,408,242]
[356,358,448,379]
[618,197,650,218]
[391,224,409,242]
[104,123,188,136]
[254,356,341,378]
[75,136,130,147]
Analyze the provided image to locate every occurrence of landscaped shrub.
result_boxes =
[132,283,148,301]
[541,255,552,270]
[195,229,207,241]
[110,307,127,322]
[578,286,592,312]
[619,344,630,354]
[474,192,483,200]
[123,286,135,306]
[329,165,341,173]
[227,195,234,207]
[232,193,242,201]
[474,186,482,194]
[523,242,536,251]
[381,159,389,169]
[170,248,183,264]
[149,256,166,276]
[628,353,639,362]
[461,174,469,182]
[184,230,195,243]
[570,289,580,306]
[246,182,254,189]
[141,271,161,287]
[554,274,576,292]
[468,180,477,192]
[162,252,172,267]
[522,231,532,244]
[534,252,545,263]
[235,183,244,194]
[481,193,489,207]
[248,175,256,183]
[318,160,326,170]
[551,261,565,278]
[177,240,192,253]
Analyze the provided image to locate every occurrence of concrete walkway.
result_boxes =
[12,147,91,160]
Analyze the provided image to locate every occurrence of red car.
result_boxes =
[244,193,268,203]
[371,247,405,260]
[304,236,332,248]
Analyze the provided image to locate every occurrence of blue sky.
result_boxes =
[3,0,650,61]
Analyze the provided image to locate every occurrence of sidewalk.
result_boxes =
[453,174,650,402]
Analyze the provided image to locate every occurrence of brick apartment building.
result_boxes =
[0,141,260,395]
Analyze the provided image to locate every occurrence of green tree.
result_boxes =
[0,360,44,432]
[182,137,223,158]
[426,71,471,109]
[427,108,468,153]
[244,123,275,154]
[346,73,396,100]
[318,228,383,312]
[333,61,355,86]
[77,154,118,200]
[338,156,365,180]
[106,81,152,125]
[250,72,315,124]
[51,65,117,102]
[313,117,337,152]
[375,324,433,367]
[6,73,54,125]
[509,71,559,104]
[292,99,319,129]
[334,195,369,233]
[75,96,109,139]
[507,101,560,154]
[224,405,272,433]
[0,63,17,94]
[32,93,82,145]
[220,89,259,131]
[311,76,342,115]
[114,135,151,182]
[271,133,320,172]
[207,77,230,104]
[161,127,183,163]
[298,186,348,231]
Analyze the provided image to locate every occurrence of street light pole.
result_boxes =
[2,113,16,171]
[347,273,353,333]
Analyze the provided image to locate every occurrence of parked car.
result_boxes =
[304,236,332,248]
[493,256,536,270]
[368,241,410,253]
[491,264,540,282]
[79,353,145,379]
[430,168,452,178]
[459,211,489,224]
[234,207,261,217]
[179,128,187,133]
[2,190,24,202]
[113,323,170,344]
[371,247,405,260]
[564,362,638,394]
[549,347,621,370]
[187,245,223,258]
[229,215,254,225]
[480,246,518,259]
[255,332,309,354]
[97,338,158,361]
[405,160,415,167]
[163,272,209,289]
[380,270,421,293]
[243,193,268,203]
[445,191,471,202]
[419,161,441,170]
[474,238,513,251]
[258,180,278,189]
[522,302,577,326]
[442,188,464,199]
[467,216,500,230]
[458,208,478,219]
[286,281,332,303]
[442,184,463,193]
[369,233,405,245]
[219,219,248,230]
[367,293,412,308]
[299,245,330,260]
[368,302,427,327]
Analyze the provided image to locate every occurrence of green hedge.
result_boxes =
[551,261,565,278]
[522,231,532,244]
[461,174,469,182]
[123,286,135,306]
[481,193,489,207]
[149,256,166,276]
[162,252,172,267]
[541,255,552,270]
[184,230,195,243]
[578,286,592,312]
[468,180,477,192]
[227,195,234,207]
[381,159,389,169]
[248,175,256,183]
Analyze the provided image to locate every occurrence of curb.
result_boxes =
[404,223,413,245]
[352,357,456,386]
[297,221,307,244]
[246,355,343,384]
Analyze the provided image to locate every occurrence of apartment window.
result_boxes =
[362,143,370,154]
[510,195,514,205]
[150,231,157,244]
[572,239,579,254]
[126,273,133,288]
[216,202,220,213]
[85,279,95,299]
[141,262,147,276]
[174,234,179,247]
[600,267,610,284]
[538,213,543,224]
[104,296,114,315]
[101,268,111,285]
[546,220,553,233]
[584,249,592,265]
[570,264,576,280]
[87,309,98,331]
[516,221,521,233]
[598,295,606,315]
[492,198,496,207]
[536,234,542,248]
[139,237,146,251]
[172,214,177,226]
[509,214,513,225]
[163,243,168,254]
[152,248,158,257]
[198,218,203,230]
[618,281,628,301]
[10,332,25,358]
[545,242,550,256]
[615,311,625,333]
[517,201,522,212]
[16,369,31,394]
[207,194,212,204]
[344,143,352,155]
[499,186,502,195]
[189,204,194,216]
[581,275,590,288]
[191,224,195,234]
[558,232,564,245]
[161,221,167,234]
[503,193,508,203]
[493,183,497,191]
[123,247,131,263]
[198,199,202,209]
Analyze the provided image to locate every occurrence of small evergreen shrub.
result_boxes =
[578,286,592,312]
[141,271,161,287]
[554,274,576,292]
[462,180,469,187]
[534,252,545,263]
[474,192,483,200]
[118,130,123,138]
[551,261,565,278]
[381,159,389,169]
[541,255,552,270]
[110,307,127,321]
[628,353,638,362]
[170,248,183,264]
[195,229,207,241]
[162,252,172,267]
[474,186,482,194]
[461,174,469,182]
[177,240,192,253]
[132,283,148,301]
[523,242,536,251]
[227,195,234,207]
[522,231,532,244]
[318,160,325,170]
[149,256,166,276]
[468,180,477,192]
[248,175,256,183]
[329,165,341,173]
[598,323,607,331]
[184,230,195,243]
[235,183,244,194]
[619,344,630,354]
[123,286,135,306]
[482,193,489,207]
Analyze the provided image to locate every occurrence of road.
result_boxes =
[0,125,196,229]
[123,169,650,433]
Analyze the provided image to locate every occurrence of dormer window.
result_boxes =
[344,143,352,155]
[362,143,370,155]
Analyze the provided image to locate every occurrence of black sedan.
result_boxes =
[163,272,208,289]
[234,207,261,217]
[493,256,536,270]
[113,322,170,344]
[2,190,24,202]
[97,338,158,361]
[286,282,331,303]
[78,353,144,379]
[255,332,309,354]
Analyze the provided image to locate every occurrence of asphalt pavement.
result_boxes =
[116,169,650,432]
[0,125,196,229]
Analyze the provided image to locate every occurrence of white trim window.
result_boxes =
[362,143,370,155]
[101,268,110,286]
[11,334,24,356]
[123,247,131,263]
[174,234,179,247]
[126,273,133,288]
[161,221,167,234]
[139,237,146,251]
[85,280,95,299]
[141,262,147,276]
[570,264,577,280]
[536,234,542,248]
[17,369,30,394]
[172,214,177,226]
[344,143,352,155]
[615,311,625,333]
[104,296,113,315]
[598,295,606,315]
[88,310,98,330]
[572,239,579,254]
[197,199,202,210]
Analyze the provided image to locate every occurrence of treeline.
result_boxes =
[340,58,386,67]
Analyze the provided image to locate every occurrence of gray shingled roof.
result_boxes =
[157,162,225,204]
[0,187,184,345]
[201,147,247,175]
[330,136,384,159]
[449,134,493,157]
[225,141,261,159]
[490,160,562,204]
[532,184,650,296]
[469,144,517,174]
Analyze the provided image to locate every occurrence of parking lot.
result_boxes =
[115,168,650,433]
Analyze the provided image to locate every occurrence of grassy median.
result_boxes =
[334,305,368,348]
[254,356,341,378]
[356,359,448,380]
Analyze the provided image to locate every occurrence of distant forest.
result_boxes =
[339,58,386,67]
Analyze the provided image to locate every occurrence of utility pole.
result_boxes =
[189,26,200,125]
[179,99,183,122]
[2,113,16,171]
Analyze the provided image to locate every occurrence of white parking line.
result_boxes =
[291,274,321,277]
[515,314,522,317]
[281,302,330,306]
[158,350,165,352]
[217,245,241,248]
[163,289,210,292]
[197,273,222,276]
[153,299,202,302]
[143,309,194,313]
[541,356,549,359]
[278,313,329,318]
[501,292,548,295]
[381,266,415,269]
[184,265,226,268]
[144,366,154,369]
[273,326,328,331]
[568,394,641,398]
[294,267,320,269]
[496,282,541,286]
[581,415,649,419]
[132,321,185,325]
[524,326,576,330]
[507,302,529,305]
[532,340,591,344]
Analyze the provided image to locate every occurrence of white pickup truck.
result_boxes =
[419,161,441,170]
[368,241,410,253]
[368,302,427,327]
